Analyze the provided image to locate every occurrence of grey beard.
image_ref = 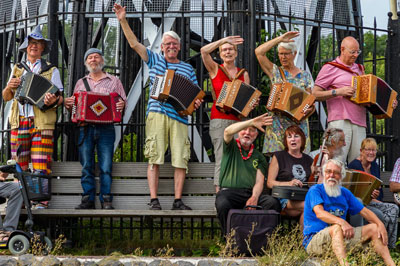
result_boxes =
[332,147,344,158]
[85,62,104,73]
[323,178,342,197]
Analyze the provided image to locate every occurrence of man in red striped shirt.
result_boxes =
[65,48,126,210]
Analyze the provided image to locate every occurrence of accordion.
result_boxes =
[351,74,397,119]
[71,91,122,124]
[150,69,205,116]
[266,82,315,123]
[15,72,60,111]
[216,80,261,118]
[344,169,382,205]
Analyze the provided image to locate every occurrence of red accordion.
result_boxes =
[71,91,122,124]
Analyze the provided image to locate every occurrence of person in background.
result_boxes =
[348,138,399,248]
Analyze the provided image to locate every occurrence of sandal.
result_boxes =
[0,230,11,243]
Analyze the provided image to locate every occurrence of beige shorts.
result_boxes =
[306,226,363,255]
[144,112,190,169]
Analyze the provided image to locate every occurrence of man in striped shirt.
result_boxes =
[114,4,202,210]
[65,48,126,210]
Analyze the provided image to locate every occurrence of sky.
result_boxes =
[361,0,392,29]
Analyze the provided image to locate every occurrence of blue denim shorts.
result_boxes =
[279,198,289,210]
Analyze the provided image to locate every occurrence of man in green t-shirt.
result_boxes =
[215,113,281,234]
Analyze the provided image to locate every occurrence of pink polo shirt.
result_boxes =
[314,57,366,127]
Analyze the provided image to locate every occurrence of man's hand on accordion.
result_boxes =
[194,98,204,110]
[7,77,21,90]
[44,92,59,106]
[64,96,75,111]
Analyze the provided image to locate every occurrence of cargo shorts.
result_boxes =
[144,112,191,169]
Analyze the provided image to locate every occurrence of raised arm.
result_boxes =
[200,36,244,79]
[223,113,273,144]
[255,31,299,79]
[113,3,148,62]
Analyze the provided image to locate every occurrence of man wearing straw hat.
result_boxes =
[1,25,63,209]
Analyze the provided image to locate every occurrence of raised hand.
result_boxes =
[223,36,244,46]
[251,113,273,133]
[113,3,126,21]
[280,31,300,43]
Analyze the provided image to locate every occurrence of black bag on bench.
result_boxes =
[226,207,280,256]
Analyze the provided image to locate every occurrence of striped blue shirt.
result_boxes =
[146,49,198,125]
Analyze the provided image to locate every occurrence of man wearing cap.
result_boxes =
[114,4,202,210]
[2,25,63,209]
[65,48,126,210]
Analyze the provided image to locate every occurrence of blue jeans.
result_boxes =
[78,125,115,202]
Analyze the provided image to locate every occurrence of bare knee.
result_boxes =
[329,224,342,237]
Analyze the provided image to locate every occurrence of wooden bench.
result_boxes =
[38,161,217,216]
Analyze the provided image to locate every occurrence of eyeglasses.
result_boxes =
[28,40,43,46]
[163,42,179,47]
[221,47,235,52]
[278,52,293,57]
[363,148,377,153]
[345,47,362,55]
[324,169,341,177]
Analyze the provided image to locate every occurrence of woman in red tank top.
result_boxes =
[201,36,252,192]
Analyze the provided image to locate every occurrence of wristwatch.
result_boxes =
[331,89,337,96]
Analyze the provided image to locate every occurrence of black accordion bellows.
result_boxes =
[16,72,60,111]
[168,73,200,112]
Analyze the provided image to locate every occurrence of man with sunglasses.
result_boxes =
[114,4,202,211]
[312,37,366,164]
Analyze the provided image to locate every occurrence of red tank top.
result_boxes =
[210,66,245,120]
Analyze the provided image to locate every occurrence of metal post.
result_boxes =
[385,11,400,170]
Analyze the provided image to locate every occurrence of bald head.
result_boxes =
[340,36,359,49]
[339,36,360,66]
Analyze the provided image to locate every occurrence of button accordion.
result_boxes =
[215,80,261,118]
[150,69,205,116]
[266,82,315,123]
[351,74,397,119]
[343,169,382,205]
[15,72,60,111]
[71,91,122,124]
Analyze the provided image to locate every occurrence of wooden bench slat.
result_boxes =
[50,162,215,178]
[48,195,216,211]
[51,179,215,194]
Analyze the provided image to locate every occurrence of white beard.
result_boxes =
[332,147,344,158]
[323,178,342,197]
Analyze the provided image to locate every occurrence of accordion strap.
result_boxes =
[278,67,287,82]
[82,77,91,92]
[218,65,246,81]
[325,61,364,76]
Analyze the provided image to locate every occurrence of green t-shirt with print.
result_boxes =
[219,139,267,189]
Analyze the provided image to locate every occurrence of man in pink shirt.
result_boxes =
[65,48,126,210]
[312,37,365,163]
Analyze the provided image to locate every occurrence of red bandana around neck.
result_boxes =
[236,138,254,160]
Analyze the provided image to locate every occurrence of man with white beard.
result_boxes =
[303,159,395,266]
[215,113,281,234]
[65,48,126,210]
[309,128,346,183]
